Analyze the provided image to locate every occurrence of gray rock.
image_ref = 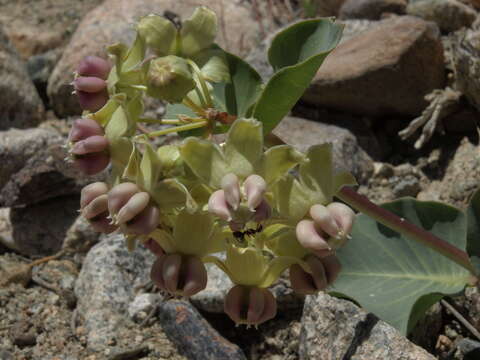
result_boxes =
[191,263,304,313]
[158,299,247,360]
[392,175,421,197]
[0,127,104,208]
[0,127,63,190]
[27,49,61,105]
[452,28,480,113]
[299,293,436,359]
[48,0,259,117]
[128,293,161,322]
[340,0,407,20]
[311,0,348,16]
[456,338,480,358]
[273,116,374,184]
[0,25,44,129]
[74,233,155,351]
[302,16,445,117]
[10,195,80,256]
[63,215,103,253]
[407,0,476,33]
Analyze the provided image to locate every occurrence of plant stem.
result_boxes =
[337,186,476,275]
[183,96,204,114]
[136,121,208,138]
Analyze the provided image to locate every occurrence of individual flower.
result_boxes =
[67,118,110,175]
[74,56,111,112]
[180,117,303,226]
[224,285,277,326]
[148,209,226,296]
[80,182,117,233]
[107,182,160,235]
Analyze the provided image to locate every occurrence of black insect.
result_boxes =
[232,224,263,242]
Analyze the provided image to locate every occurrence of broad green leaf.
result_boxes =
[194,48,230,83]
[332,198,471,335]
[212,49,263,118]
[164,103,197,119]
[253,19,343,134]
[467,189,480,258]
[181,7,217,57]
[224,118,263,179]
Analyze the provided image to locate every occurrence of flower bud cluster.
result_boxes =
[66,6,357,326]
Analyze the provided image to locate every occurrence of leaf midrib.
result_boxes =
[341,271,469,286]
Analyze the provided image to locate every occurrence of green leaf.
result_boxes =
[467,189,480,258]
[212,49,263,118]
[253,19,343,134]
[152,178,197,212]
[332,198,470,335]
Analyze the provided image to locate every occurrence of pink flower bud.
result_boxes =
[244,174,266,211]
[73,77,107,93]
[224,285,277,326]
[221,173,240,210]
[79,182,117,233]
[150,254,207,297]
[77,89,109,112]
[296,219,331,256]
[107,182,140,215]
[68,118,110,175]
[121,204,159,235]
[253,199,271,223]
[77,55,111,79]
[208,190,232,222]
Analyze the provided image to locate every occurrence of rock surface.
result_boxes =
[452,28,480,113]
[340,0,407,20]
[418,137,480,208]
[299,293,436,359]
[10,195,80,256]
[48,0,259,117]
[74,234,156,351]
[158,300,247,360]
[312,0,348,16]
[302,16,445,117]
[0,26,44,129]
[273,116,374,184]
[407,0,477,33]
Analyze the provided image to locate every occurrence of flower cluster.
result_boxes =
[67,7,356,326]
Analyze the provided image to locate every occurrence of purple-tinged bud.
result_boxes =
[150,254,207,297]
[71,135,108,155]
[80,182,117,233]
[80,182,109,209]
[208,190,232,222]
[253,199,271,223]
[144,238,165,257]
[244,174,266,211]
[327,202,355,237]
[107,183,159,235]
[74,152,110,175]
[74,77,107,93]
[116,192,150,225]
[77,55,111,80]
[224,285,277,326]
[108,182,141,215]
[221,173,240,210]
[296,219,331,256]
[69,118,104,142]
[121,204,160,235]
[290,254,341,295]
[310,204,340,239]
[77,89,109,112]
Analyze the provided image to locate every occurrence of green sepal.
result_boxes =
[137,14,177,56]
[180,7,217,57]
[153,178,197,213]
[138,142,162,195]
